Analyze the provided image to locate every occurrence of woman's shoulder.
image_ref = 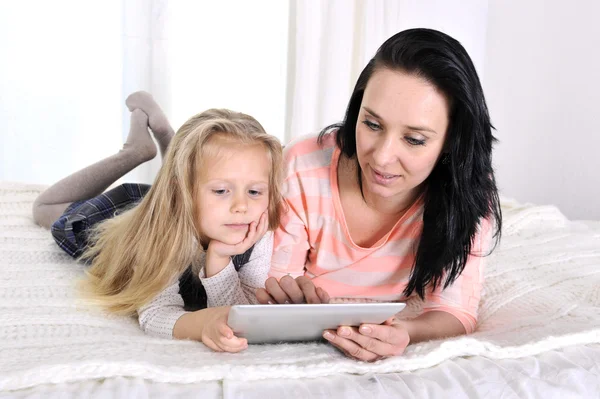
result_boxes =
[283,132,338,174]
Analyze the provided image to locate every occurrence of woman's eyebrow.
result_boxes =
[363,106,437,135]
[406,125,438,135]
[362,106,382,119]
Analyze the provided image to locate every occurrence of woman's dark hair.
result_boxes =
[319,28,502,300]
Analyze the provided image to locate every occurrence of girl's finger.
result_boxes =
[202,335,222,352]
[217,335,248,353]
[265,277,293,304]
[218,322,234,339]
[259,212,269,234]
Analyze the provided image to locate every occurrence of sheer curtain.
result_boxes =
[0,0,288,185]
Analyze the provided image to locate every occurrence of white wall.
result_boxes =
[483,0,600,220]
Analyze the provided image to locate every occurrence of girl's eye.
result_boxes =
[212,189,227,195]
[405,137,426,146]
[248,190,262,197]
[362,120,381,131]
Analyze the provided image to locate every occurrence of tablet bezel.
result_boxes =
[227,302,406,344]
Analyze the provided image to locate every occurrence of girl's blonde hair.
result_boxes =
[79,109,283,315]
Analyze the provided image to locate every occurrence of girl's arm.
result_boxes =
[200,231,273,307]
[137,281,188,339]
[137,283,247,351]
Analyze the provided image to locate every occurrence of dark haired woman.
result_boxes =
[257,28,502,361]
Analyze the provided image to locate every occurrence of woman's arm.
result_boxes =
[323,221,493,360]
[396,310,466,343]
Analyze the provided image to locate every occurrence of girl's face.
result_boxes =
[355,68,450,203]
[196,140,271,246]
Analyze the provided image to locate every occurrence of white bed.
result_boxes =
[1,182,599,398]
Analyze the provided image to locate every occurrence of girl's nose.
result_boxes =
[231,193,248,213]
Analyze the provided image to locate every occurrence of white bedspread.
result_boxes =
[1,182,599,392]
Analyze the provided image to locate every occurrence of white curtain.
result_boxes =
[285,0,490,142]
[1,0,488,185]
[0,0,288,185]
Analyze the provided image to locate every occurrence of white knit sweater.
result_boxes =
[1,182,599,391]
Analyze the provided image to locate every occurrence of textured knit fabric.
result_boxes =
[271,134,492,333]
[1,182,599,391]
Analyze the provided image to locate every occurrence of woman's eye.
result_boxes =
[405,137,426,146]
[362,120,381,131]
[248,190,262,197]
[212,189,227,195]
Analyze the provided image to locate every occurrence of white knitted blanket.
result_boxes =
[1,182,599,391]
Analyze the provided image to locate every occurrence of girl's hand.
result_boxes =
[256,275,330,304]
[322,317,410,361]
[205,212,269,277]
[200,306,248,353]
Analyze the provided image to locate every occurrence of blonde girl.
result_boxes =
[32,92,283,352]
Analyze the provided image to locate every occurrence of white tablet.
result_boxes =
[227,302,406,344]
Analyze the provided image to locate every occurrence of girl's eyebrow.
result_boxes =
[362,106,438,135]
[204,178,269,185]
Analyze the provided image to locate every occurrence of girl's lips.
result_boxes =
[225,223,249,229]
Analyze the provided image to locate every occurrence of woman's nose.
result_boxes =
[371,135,398,165]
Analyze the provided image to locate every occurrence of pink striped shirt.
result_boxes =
[270,133,491,334]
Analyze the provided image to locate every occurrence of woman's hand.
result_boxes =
[205,212,269,277]
[256,275,330,304]
[322,317,410,362]
[199,306,248,352]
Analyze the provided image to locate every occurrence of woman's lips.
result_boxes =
[370,166,400,185]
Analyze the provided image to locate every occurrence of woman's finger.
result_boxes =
[296,276,321,304]
[279,275,305,303]
[322,329,381,362]
[265,277,293,304]
[336,325,399,357]
[255,287,277,304]
[316,287,331,304]
[358,322,409,355]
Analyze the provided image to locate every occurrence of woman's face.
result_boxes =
[355,68,450,203]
